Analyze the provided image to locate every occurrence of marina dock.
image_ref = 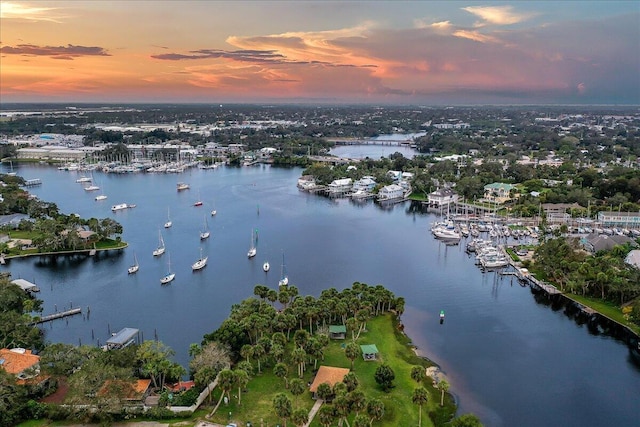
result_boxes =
[35,307,82,324]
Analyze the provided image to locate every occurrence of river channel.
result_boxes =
[2,162,639,427]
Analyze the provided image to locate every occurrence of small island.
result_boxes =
[0,173,126,261]
[2,280,484,426]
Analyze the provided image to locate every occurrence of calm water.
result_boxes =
[3,163,640,427]
[329,132,423,159]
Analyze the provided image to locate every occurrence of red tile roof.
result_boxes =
[0,348,40,375]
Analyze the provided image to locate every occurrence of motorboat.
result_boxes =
[263,261,270,272]
[111,203,129,212]
[95,194,107,201]
[177,182,190,191]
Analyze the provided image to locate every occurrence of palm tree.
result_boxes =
[366,398,385,426]
[333,395,350,427]
[235,368,249,406]
[317,405,336,427]
[343,371,359,392]
[412,386,429,427]
[289,378,305,408]
[273,392,293,427]
[273,362,289,388]
[410,365,425,384]
[208,369,236,417]
[353,414,370,427]
[345,341,360,370]
[437,379,450,406]
[348,389,366,415]
[291,408,309,427]
[252,342,265,373]
[291,347,306,378]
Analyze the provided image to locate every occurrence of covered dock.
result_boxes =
[106,327,139,350]
[11,278,40,293]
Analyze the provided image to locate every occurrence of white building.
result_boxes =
[428,188,459,207]
[377,184,404,201]
[352,176,376,192]
[328,178,352,193]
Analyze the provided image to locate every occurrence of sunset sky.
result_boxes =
[1,1,638,104]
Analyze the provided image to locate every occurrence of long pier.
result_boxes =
[35,307,82,324]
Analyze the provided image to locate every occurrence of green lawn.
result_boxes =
[207,314,454,427]
[566,294,640,335]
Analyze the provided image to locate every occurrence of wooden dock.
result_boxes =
[35,307,82,324]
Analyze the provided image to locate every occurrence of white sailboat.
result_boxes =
[278,252,288,287]
[127,252,139,274]
[152,230,165,256]
[160,253,175,284]
[200,216,210,240]
[247,228,257,258]
[192,247,208,271]
[164,207,172,228]
[263,261,270,272]
[211,200,217,216]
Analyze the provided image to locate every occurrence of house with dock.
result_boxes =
[597,211,640,229]
[428,188,459,207]
[377,184,405,201]
[328,178,352,194]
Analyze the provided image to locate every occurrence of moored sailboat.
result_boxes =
[164,207,172,228]
[152,230,165,256]
[278,252,288,287]
[247,229,257,258]
[192,247,208,271]
[160,253,175,284]
[200,216,210,240]
[127,252,139,274]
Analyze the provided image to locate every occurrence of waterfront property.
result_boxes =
[328,177,352,194]
[428,188,459,207]
[597,211,640,228]
[11,278,40,293]
[105,327,140,350]
[352,176,377,192]
[0,347,42,384]
[543,203,583,223]
[377,184,405,201]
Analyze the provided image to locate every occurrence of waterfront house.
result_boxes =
[297,175,317,190]
[309,366,350,399]
[428,188,459,207]
[352,176,376,192]
[0,348,41,383]
[483,182,518,203]
[377,184,404,201]
[328,178,352,194]
[329,325,347,340]
[98,379,151,403]
[360,344,379,361]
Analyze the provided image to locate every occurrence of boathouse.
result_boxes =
[428,188,459,207]
[377,184,404,201]
[360,344,379,361]
[106,327,139,350]
[11,278,40,293]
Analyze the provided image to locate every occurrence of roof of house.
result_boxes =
[98,379,151,400]
[584,233,633,252]
[166,380,196,392]
[484,182,517,191]
[329,325,346,333]
[625,250,640,269]
[0,348,40,375]
[11,278,38,292]
[360,344,379,355]
[309,366,350,392]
